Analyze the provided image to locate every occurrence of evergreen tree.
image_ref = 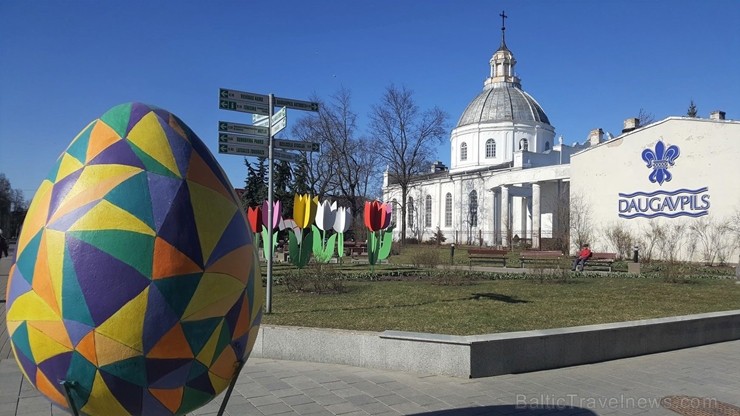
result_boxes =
[687,100,698,118]
[272,159,293,218]
[291,155,312,197]
[242,157,267,208]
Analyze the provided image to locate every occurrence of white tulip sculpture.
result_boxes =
[312,200,338,263]
[333,207,352,262]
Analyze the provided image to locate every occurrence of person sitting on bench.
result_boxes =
[572,244,592,271]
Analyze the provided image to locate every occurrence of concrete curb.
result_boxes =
[252,310,740,378]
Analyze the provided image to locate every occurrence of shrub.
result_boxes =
[410,247,441,269]
[283,266,346,294]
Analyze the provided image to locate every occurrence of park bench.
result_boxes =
[580,252,617,272]
[519,250,565,269]
[467,248,509,267]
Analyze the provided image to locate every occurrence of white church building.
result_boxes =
[382,22,740,263]
[382,24,595,250]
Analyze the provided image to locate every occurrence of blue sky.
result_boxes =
[2,1,739,200]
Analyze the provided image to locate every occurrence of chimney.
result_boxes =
[431,161,447,173]
[709,110,726,121]
[588,128,604,146]
[622,118,640,133]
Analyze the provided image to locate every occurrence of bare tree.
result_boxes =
[369,85,448,243]
[292,88,380,218]
[637,108,656,125]
[569,192,594,253]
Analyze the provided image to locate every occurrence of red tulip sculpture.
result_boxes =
[246,205,262,251]
[364,200,393,267]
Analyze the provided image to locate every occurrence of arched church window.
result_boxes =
[391,198,398,226]
[485,139,496,158]
[407,197,414,228]
[544,141,550,151]
[445,193,452,227]
[460,142,468,161]
[425,195,432,228]
[519,138,528,151]
[468,190,478,227]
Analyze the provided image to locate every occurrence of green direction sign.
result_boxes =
[273,149,301,162]
[274,139,320,152]
[274,96,320,112]
[218,143,269,157]
[218,121,268,137]
[219,99,269,116]
[219,88,268,105]
[218,133,268,147]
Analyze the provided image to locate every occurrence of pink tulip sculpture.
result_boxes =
[261,199,282,260]
[312,200,338,263]
[333,207,352,262]
[364,201,393,267]
[288,194,318,269]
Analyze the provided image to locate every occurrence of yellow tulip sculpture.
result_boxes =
[288,194,318,268]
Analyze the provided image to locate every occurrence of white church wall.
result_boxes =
[570,117,740,263]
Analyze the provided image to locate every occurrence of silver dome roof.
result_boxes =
[456,83,551,128]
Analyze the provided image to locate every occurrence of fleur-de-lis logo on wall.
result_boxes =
[641,140,680,185]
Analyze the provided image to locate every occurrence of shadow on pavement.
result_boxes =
[409,405,598,415]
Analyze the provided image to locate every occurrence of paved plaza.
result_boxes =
[1,250,738,416]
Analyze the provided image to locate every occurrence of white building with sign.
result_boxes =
[570,114,740,263]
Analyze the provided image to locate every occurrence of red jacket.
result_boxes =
[578,247,592,259]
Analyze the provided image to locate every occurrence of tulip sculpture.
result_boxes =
[312,200,338,263]
[246,205,262,250]
[364,200,393,267]
[288,194,318,268]
[261,199,282,260]
[333,207,352,262]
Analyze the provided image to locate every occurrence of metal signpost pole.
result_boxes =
[266,94,274,314]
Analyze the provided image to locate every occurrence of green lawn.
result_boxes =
[261,277,740,335]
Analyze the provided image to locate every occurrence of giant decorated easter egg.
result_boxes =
[5,103,263,415]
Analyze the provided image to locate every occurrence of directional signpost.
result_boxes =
[274,138,321,152]
[218,133,268,147]
[218,143,269,157]
[273,149,301,162]
[253,114,269,127]
[217,88,320,316]
[218,121,268,137]
[274,96,320,112]
[270,107,287,135]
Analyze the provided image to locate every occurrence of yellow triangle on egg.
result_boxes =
[187,180,237,263]
[195,320,223,366]
[17,181,52,254]
[6,291,61,322]
[81,371,130,416]
[55,153,85,183]
[27,324,73,363]
[127,111,181,177]
[44,229,66,311]
[95,287,148,353]
[68,199,155,235]
[181,273,245,321]
[94,332,141,367]
[28,320,72,350]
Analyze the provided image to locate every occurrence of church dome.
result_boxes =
[456,83,550,127]
[456,14,551,129]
